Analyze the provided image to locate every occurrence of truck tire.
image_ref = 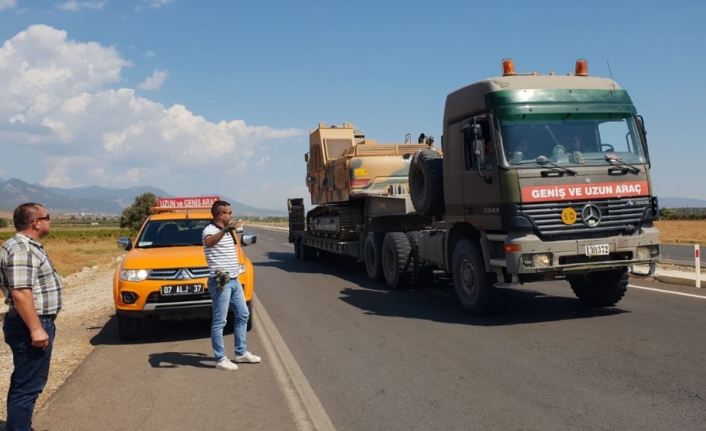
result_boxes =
[382,232,414,289]
[301,243,315,261]
[406,231,434,288]
[294,237,302,259]
[451,239,502,315]
[409,149,445,217]
[568,268,628,307]
[117,313,141,341]
[365,232,386,282]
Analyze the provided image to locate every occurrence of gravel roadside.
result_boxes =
[1,265,115,426]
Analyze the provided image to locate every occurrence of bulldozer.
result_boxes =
[297,122,437,241]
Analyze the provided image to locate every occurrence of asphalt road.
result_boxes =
[33,227,706,431]
[661,243,704,264]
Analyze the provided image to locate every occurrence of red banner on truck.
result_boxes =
[521,181,648,203]
[156,196,220,208]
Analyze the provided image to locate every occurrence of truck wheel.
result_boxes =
[451,239,502,315]
[406,231,433,288]
[247,300,253,331]
[294,238,302,259]
[117,313,141,341]
[409,149,445,217]
[568,268,628,307]
[382,232,413,289]
[301,243,315,261]
[365,232,385,282]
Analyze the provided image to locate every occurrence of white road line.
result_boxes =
[253,294,336,431]
[268,238,274,241]
[628,284,706,300]
[283,243,294,247]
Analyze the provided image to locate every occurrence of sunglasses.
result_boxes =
[34,215,51,222]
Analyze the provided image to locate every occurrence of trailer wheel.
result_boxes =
[451,239,502,315]
[294,237,302,259]
[364,232,385,282]
[382,232,413,289]
[567,268,628,307]
[301,242,315,261]
[406,231,434,288]
[409,149,445,217]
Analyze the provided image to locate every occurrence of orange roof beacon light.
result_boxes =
[502,58,516,76]
[575,58,588,76]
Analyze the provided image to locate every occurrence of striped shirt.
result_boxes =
[202,223,239,277]
[0,232,63,315]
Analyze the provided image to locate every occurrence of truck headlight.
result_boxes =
[120,269,150,282]
[636,245,659,260]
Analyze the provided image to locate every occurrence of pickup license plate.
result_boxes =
[160,283,205,296]
[585,244,610,256]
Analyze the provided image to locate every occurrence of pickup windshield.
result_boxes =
[136,219,211,248]
[499,113,646,167]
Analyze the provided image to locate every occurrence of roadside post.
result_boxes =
[696,245,701,288]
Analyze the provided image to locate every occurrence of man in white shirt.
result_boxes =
[203,200,260,370]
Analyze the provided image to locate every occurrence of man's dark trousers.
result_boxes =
[3,314,56,431]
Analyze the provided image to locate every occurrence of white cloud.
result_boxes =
[0,25,304,197]
[143,50,155,58]
[255,156,270,170]
[135,0,173,11]
[137,69,167,90]
[57,1,106,11]
[0,0,16,12]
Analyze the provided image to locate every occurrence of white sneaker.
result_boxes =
[234,351,261,363]
[215,357,239,371]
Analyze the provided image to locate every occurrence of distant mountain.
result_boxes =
[37,184,172,209]
[659,197,706,208]
[0,179,126,214]
[0,178,285,216]
[219,194,286,216]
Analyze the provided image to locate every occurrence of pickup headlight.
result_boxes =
[235,263,246,276]
[120,269,150,282]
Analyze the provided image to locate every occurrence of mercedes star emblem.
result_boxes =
[581,204,601,227]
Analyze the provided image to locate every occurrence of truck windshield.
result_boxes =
[499,113,646,167]
[136,219,211,248]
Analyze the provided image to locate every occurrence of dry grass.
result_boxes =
[43,237,125,277]
[654,220,706,245]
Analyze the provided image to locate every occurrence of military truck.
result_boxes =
[288,59,661,314]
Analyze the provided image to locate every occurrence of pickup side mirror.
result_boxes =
[241,233,257,246]
[117,237,133,251]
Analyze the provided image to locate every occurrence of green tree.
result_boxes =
[0,217,8,228]
[120,192,157,230]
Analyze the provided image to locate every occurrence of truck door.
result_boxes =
[460,113,503,229]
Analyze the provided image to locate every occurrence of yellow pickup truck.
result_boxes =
[113,203,256,340]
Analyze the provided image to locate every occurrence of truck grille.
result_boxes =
[147,267,211,280]
[519,198,649,240]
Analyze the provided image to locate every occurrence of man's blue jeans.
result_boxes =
[3,314,56,431]
[208,277,249,361]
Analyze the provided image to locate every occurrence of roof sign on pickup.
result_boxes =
[157,196,221,208]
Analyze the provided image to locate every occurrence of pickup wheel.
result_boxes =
[117,313,141,341]
[409,149,445,217]
[364,232,386,282]
[451,239,502,315]
[568,268,628,306]
[382,232,413,290]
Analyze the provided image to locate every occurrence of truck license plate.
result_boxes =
[160,284,205,296]
[585,244,610,256]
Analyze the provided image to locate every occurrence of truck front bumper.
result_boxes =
[504,226,661,275]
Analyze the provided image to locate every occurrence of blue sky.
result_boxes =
[0,0,704,210]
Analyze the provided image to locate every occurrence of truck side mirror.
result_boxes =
[304,153,309,162]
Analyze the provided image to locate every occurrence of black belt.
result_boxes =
[6,310,57,321]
